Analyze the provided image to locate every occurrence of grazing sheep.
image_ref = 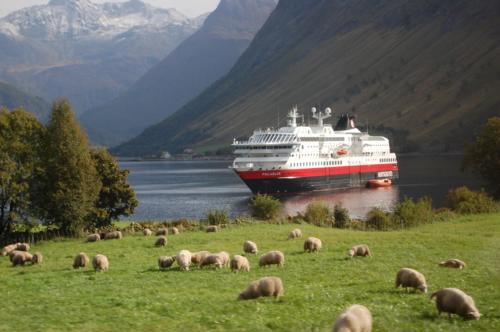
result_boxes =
[1,244,17,256]
[8,250,23,262]
[15,243,30,252]
[156,228,168,236]
[238,276,283,300]
[259,250,285,268]
[200,254,224,268]
[333,304,373,332]
[104,231,122,240]
[304,237,322,252]
[171,227,180,235]
[11,251,33,266]
[243,240,258,254]
[143,228,152,236]
[288,228,302,240]
[86,233,101,242]
[431,288,481,320]
[176,250,192,271]
[231,255,250,272]
[438,259,466,269]
[92,254,109,272]
[395,268,427,293]
[191,251,211,266]
[158,256,176,269]
[31,252,43,265]
[217,251,230,267]
[347,244,372,258]
[73,252,90,269]
[206,225,218,233]
[155,236,167,247]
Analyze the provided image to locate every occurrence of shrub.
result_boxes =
[392,197,434,228]
[333,203,350,228]
[365,207,392,230]
[206,209,230,225]
[446,186,496,214]
[304,201,333,227]
[249,194,281,220]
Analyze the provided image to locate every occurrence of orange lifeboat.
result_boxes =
[367,178,392,188]
[337,149,348,155]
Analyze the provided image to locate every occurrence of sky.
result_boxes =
[0,0,221,18]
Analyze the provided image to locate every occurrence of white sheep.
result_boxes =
[191,251,211,266]
[395,268,427,293]
[155,236,167,247]
[304,237,322,252]
[238,276,283,300]
[73,252,90,269]
[243,240,258,254]
[92,254,109,272]
[333,304,372,332]
[438,258,466,269]
[86,233,101,242]
[158,256,176,269]
[176,250,192,271]
[230,255,250,272]
[431,288,480,320]
[259,251,285,268]
[288,228,302,240]
[1,244,17,256]
[143,228,152,236]
[347,244,372,258]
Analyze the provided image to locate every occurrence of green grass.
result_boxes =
[1,213,499,332]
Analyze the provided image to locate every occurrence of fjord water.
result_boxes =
[122,155,482,220]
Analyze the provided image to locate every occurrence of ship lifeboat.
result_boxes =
[336,148,348,155]
[367,178,392,188]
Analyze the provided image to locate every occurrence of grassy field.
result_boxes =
[1,213,499,332]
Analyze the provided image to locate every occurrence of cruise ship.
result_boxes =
[231,106,399,194]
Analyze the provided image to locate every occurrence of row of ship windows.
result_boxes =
[380,158,397,162]
[290,160,343,167]
[250,134,296,143]
[300,137,345,142]
[240,145,293,150]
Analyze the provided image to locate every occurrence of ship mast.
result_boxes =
[287,106,299,127]
[311,107,332,127]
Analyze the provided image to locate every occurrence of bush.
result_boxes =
[446,186,496,214]
[206,209,230,225]
[392,197,434,228]
[304,201,333,227]
[249,194,282,220]
[333,203,350,228]
[365,207,392,230]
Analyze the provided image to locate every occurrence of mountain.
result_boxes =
[0,81,50,120]
[0,0,205,113]
[81,0,278,146]
[113,0,500,156]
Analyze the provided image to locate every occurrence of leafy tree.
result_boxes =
[88,149,138,228]
[0,108,44,235]
[35,99,100,233]
[463,117,500,198]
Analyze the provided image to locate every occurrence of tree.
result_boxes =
[463,117,500,198]
[35,99,100,233]
[0,108,44,235]
[88,149,138,228]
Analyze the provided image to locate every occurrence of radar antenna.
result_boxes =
[312,107,332,127]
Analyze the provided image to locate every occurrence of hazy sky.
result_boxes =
[0,0,221,18]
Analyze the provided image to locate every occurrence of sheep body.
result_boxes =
[304,237,322,252]
[92,254,109,271]
[32,252,43,264]
[333,304,372,332]
[11,251,33,266]
[218,251,230,267]
[73,252,90,269]
[288,228,302,240]
[158,256,176,269]
[86,233,101,242]
[348,244,372,258]
[191,251,211,266]
[104,231,122,240]
[206,225,218,233]
[176,250,192,271]
[155,236,167,247]
[395,268,427,293]
[238,276,283,300]
[143,228,152,236]
[259,250,285,267]
[1,244,17,256]
[243,240,258,254]
[231,255,250,272]
[8,250,23,262]
[171,227,179,235]
[438,258,466,269]
[15,243,30,251]
[200,254,224,268]
[156,228,168,236]
[430,288,480,320]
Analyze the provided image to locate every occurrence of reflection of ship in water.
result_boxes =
[281,185,400,219]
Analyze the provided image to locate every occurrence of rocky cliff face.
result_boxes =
[113,0,500,156]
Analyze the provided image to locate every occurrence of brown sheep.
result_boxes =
[155,236,167,247]
[11,251,33,266]
[156,228,168,236]
[92,254,109,272]
[347,244,372,258]
[191,251,211,266]
[431,288,480,320]
[1,244,17,256]
[8,250,23,262]
[438,258,466,269]
[73,252,90,269]
[238,276,283,300]
[259,251,285,268]
[304,237,322,252]
[143,228,152,236]
[15,243,30,252]
[333,304,372,332]
[171,227,180,235]
[31,252,43,265]
[395,268,427,293]
[200,254,224,269]
[104,231,122,240]
[86,233,101,242]
[230,255,250,272]
[158,256,176,269]
[243,240,258,254]
[288,228,302,240]
[206,225,219,233]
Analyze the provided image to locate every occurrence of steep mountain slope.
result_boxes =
[114,0,500,156]
[81,0,278,146]
[0,81,50,120]
[0,0,204,113]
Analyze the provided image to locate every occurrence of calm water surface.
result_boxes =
[121,155,482,220]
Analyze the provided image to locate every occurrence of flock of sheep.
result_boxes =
[1,225,481,331]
